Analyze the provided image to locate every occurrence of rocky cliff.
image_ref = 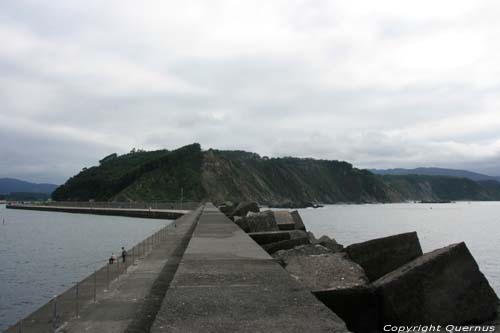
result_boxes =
[52,144,500,204]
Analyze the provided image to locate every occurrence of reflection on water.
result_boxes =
[0,205,169,331]
[298,202,500,294]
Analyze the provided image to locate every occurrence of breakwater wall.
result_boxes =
[33,201,200,211]
[6,203,187,220]
[228,206,500,332]
[5,206,203,333]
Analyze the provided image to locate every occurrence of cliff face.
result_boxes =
[201,149,391,205]
[52,144,500,204]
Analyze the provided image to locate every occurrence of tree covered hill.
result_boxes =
[382,175,500,202]
[201,149,390,205]
[52,144,206,201]
[52,144,500,204]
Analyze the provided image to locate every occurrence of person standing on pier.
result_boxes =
[121,247,127,263]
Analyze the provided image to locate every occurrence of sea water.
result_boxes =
[0,204,169,331]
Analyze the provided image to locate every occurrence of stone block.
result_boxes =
[274,211,296,230]
[262,236,310,254]
[291,210,306,230]
[346,231,422,281]
[373,242,498,325]
[313,286,380,333]
[234,210,279,233]
[248,231,292,245]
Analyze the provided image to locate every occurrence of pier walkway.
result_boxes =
[150,203,347,332]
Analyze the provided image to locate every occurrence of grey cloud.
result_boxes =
[0,126,118,184]
[1,0,500,184]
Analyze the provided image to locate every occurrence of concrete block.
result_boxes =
[234,210,279,233]
[346,231,422,281]
[373,242,499,325]
[291,210,306,230]
[274,211,296,230]
[248,231,292,245]
[262,236,310,254]
[313,285,380,333]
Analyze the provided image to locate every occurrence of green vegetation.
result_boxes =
[382,175,500,201]
[52,144,500,204]
[52,144,205,201]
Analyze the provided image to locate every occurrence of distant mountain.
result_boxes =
[371,167,499,183]
[52,144,500,205]
[382,175,500,202]
[0,178,58,195]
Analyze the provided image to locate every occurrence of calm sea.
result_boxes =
[297,202,500,294]
[0,204,169,331]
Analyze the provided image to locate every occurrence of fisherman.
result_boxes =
[109,253,117,264]
[121,247,127,263]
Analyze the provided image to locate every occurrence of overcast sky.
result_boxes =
[1,0,500,184]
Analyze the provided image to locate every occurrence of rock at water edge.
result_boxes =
[346,231,422,281]
[373,242,498,325]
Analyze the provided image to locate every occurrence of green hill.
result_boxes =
[382,175,500,201]
[201,149,390,205]
[52,144,500,205]
[52,144,206,201]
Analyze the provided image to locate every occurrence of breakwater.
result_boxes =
[228,204,500,332]
[28,201,200,210]
[6,203,187,220]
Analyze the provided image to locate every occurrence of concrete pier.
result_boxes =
[150,204,348,332]
[6,204,187,220]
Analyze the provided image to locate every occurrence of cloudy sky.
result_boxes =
[1,0,500,184]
